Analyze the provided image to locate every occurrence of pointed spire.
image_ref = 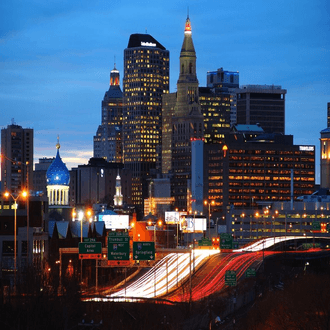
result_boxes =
[184,15,192,35]
[56,135,60,150]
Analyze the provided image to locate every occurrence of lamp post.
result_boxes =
[4,190,27,292]
[148,220,162,247]
[1,154,30,264]
[78,210,84,283]
[204,200,215,238]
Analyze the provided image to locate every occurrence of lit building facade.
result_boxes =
[1,123,33,193]
[204,128,315,217]
[162,17,204,211]
[207,68,239,127]
[94,64,123,162]
[123,33,169,215]
[320,127,330,189]
[227,201,330,245]
[199,87,231,144]
[236,85,287,134]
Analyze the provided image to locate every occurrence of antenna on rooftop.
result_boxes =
[145,28,147,34]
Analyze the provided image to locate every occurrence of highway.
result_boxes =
[85,236,329,303]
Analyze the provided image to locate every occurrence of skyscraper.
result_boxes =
[236,85,287,134]
[1,122,33,193]
[123,33,169,215]
[207,67,239,127]
[162,16,204,211]
[94,64,123,162]
[199,87,231,144]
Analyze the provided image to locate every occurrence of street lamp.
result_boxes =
[1,154,30,264]
[148,220,162,246]
[4,190,27,292]
[78,210,84,243]
[204,200,215,238]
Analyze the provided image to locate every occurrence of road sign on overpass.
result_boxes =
[133,242,155,261]
[220,233,233,249]
[79,238,102,259]
[108,232,130,264]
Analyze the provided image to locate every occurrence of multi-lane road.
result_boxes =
[85,236,329,303]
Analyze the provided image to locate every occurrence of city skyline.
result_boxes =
[1,0,329,183]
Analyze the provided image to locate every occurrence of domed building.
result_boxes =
[46,137,70,207]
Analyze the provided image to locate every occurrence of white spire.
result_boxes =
[114,169,123,206]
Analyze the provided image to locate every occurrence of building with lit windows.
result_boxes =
[236,85,287,134]
[94,64,123,162]
[204,125,315,217]
[227,201,330,245]
[162,16,204,212]
[327,102,330,128]
[123,33,169,216]
[199,87,231,144]
[1,122,33,193]
[207,68,239,127]
[320,127,330,189]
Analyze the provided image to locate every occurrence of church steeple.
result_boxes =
[175,16,200,117]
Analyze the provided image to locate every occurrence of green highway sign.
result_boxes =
[225,270,237,286]
[133,242,155,261]
[220,233,233,249]
[198,238,212,247]
[108,232,130,261]
[312,221,321,231]
[245,268,256,278]
[79,241,102,254]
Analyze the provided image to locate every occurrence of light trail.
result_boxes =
[233,235,317,252]
[105,250,219,301]
[85,236,328,303]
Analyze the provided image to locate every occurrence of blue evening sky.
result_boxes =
[1,0,329,183]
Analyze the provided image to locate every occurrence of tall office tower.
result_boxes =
[162,16,204,211]
[327,102,330,127]
[199,87,231,144]
[207,68,239,127]
[320,127,330,189]
[94,64,123,162]
[236,85,287,134]
[1,122,33,193]
[123,33,169,215]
